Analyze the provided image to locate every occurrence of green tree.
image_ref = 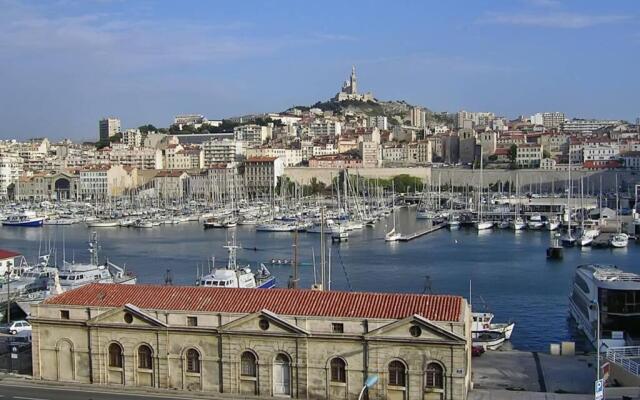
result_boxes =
[508,144,517,162]
[543,150,551,159]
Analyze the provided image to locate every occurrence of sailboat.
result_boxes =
[385,184,402,242]
[561,153,576,247]
[510,174,526,230]
[475,151,493,231]
[576,178,599,246]
[609,174,629,248]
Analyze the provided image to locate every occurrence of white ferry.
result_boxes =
[569,264,640,350]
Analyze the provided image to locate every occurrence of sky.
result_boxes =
[0,0,639,141]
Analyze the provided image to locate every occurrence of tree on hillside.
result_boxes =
[508,144,517,162]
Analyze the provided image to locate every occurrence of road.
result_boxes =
[0,381,214,400]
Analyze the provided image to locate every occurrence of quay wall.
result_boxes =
[284,167,640,192]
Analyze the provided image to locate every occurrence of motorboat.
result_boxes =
[496,220,510,229]
[527,214,545,230]
[609,233,629,248]
[331,227,349,242]
[472,312,515,340]
[561,231,576,247]
[133,219,153,228]
[416,209,437,220]
[2,211,44,227]
[569,264,640,349]
[256,222,297,232]
[197,240,275,289]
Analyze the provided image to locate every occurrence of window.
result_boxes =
[108,343,123,368]
[138,345,153,370]
[330,358,346,383]
[124,312,134,324]
[331,323,344,333]
[258,318,270,331]
[425,363,444,389]
[187,316,198,327]
[388,361,406,387]
[60,310,70,319]
[186,349,200,373]
[410,325,422,337]
[241,351,257,377]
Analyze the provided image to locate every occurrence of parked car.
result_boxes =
[8,320,31,335]
[472,346,485,357]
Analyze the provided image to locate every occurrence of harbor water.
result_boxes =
[1,207,638,352]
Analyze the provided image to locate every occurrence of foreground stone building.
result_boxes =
[30,284,471,400]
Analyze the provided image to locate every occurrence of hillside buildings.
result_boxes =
[0,153,23,199]
[31,283,471,399]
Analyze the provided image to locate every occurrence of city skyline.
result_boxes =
[1,0,639,140]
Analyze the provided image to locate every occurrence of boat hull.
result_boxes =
[2,218,44,227]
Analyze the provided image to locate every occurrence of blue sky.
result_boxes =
[1,0,638,140]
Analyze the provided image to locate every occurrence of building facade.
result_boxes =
[0,153,23,199]
[244,156,284,196]
[99,118,121,142]
[31,284,471,400]
[16,171,80,201]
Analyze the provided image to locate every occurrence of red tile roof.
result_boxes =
[0,249,21,259]
[43,284,464,322]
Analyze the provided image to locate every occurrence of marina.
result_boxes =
[2,205,639,352]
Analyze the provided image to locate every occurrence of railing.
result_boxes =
[606,346,640,376]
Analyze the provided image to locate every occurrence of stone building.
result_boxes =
[31,284,471,400]
[16,170,80,201]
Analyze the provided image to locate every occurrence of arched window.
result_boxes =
[138,345,153,370]
[108,343,123,368]
[241,351,257,377]
[388,360,406,387]
[186,349,200,373]
[330,358,346,383]
[425,363,444,389]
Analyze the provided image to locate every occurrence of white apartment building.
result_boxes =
[99,117,121,142]
[203,139,244,165]
[562,119,623,133]
[122,129,143,148]
[582,144,620,162]
[108,145,162,170]
[233,124,272,146]
[409,107,426,128]
[368,116,388,130]
[0,153,23,199]
[309,121,342,137]
[432,125,449,135]
[516,144,543,168]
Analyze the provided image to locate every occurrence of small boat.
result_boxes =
[448,218,461,230]
[385,228,402,242]
[497,220,510,229]
[134,219,153,228]
[546,217,561,231]
[561,231,576,247]
[87,220,119,228]
[547,234,563,259]
[609,233,629,248]
[2,211,44,227]
[256,222,297,232]
[331,228,349,242]
[472,331,506,350]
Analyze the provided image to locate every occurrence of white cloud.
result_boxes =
[480,12,631,29]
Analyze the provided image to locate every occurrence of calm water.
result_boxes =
[2,208,638,351]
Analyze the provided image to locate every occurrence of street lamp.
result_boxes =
[358,374,379,400]
[4,260,12,324]
[590,300,601,380]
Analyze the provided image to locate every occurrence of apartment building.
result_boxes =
[203,139,244,165]
[234,124,272,146]
[244,156,284,196]
[79,165,137,200]
[0,153,23,199]
[99,117,121,142]
[516,144,543,168]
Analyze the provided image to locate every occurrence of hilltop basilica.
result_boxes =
[334,66,375,102]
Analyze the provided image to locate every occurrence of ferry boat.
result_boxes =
[568,264,640,350]
[472,312,515,340]
[197,241,275,289]
[2,211,44,227]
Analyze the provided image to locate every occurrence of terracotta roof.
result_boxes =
[43,283,464,322]
[246,156,278,162]
[0,249,21,259]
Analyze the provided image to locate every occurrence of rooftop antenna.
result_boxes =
[164,269,173,286]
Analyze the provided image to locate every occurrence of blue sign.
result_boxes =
[595,379,604,400]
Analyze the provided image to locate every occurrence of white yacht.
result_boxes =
[510,217,526,231]
[475,221,493,231]
[197,242,275,289]
[569,264,640,350]
[546,217,561,231]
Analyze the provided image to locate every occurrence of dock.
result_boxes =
[398,223,446,241]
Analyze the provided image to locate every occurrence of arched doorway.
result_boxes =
[273,353,291,396]
[57,339,75,382]
[54,178,71,200]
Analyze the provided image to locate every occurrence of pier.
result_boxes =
[398,223,446,241]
